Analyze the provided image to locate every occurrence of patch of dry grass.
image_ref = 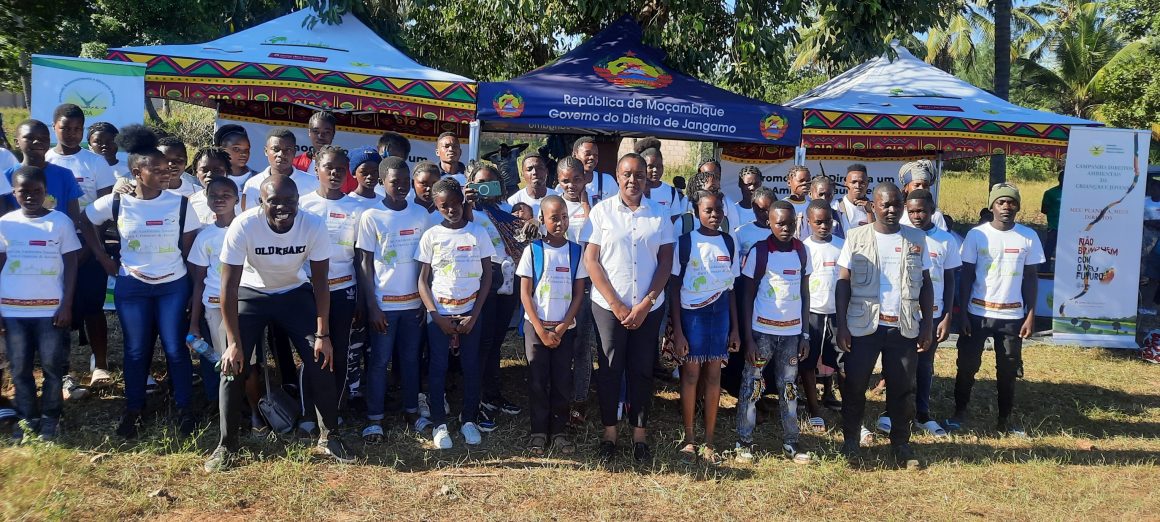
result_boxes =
[1,325,1157,520]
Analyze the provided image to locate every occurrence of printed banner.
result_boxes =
[31,55,145,139]
[1053,127,1151,348]
[718,153,936,203]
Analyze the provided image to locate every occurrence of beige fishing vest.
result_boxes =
[844,225,927,339]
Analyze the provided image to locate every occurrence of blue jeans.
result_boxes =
[737,333,800,445]
[114,275,192,412]
[6,317,70,421]
[365,308,424,420]
[426,313,483,426]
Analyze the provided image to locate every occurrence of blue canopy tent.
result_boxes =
[475,17,801,147]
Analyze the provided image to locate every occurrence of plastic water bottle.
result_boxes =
[186,334,218,363]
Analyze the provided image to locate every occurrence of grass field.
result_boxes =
[1,326,1157,520]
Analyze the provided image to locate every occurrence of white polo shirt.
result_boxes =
[581,195,675,312]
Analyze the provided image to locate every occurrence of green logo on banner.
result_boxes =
[59,77,116,118]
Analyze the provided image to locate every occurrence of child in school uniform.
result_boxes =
[516,195,587,455]
[2,166,81,442]
[415,177,496,449]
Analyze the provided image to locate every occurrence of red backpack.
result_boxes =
[750,236,807,284]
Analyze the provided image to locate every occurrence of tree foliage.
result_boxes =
[1096,38,1160,130]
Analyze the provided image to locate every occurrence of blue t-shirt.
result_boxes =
[4,164,84,213]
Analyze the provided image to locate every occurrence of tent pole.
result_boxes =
[468,120,481,161]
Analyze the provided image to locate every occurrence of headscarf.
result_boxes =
[898,159,936,187]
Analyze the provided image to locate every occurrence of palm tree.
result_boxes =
[1014,1,1126,120]
[991,0,1012,185]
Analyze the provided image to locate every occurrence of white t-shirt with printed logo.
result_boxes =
[834,196,871,233]
[732,201,756,231]
[299,192,364,291]
[733,223,770,266]
[672,231,740,309]
[356,202,430,311]
[804,235,844,315]
[923,226,962,318]
[471,209,511,263]
[0,210,82,317]
[86,192,200,284]
[516,241,589,326]
[220,207,331,294]
[415,221,497,315]
[647,182,684,218]
[240,167,320,210]
[347,191,386,213]
[585,172,618,205]
[46,148,115,209]
[742,243,812,335]
[563,198,590,243]
[960,223,1045,319]
[166,174,204,198]
[507,187,558,218]
[188,224,228,309]
[836,230,933,326]
[189,189,242,225]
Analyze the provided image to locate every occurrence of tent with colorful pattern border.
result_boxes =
[105,9,476,124]
[783,44,1100,159]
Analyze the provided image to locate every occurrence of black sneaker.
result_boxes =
[177,410,198,437]
[633,442,652,463]
[115,411,142,439]
[316,437,356,464]
[204,445,233,472]
[482,398,523,416]
[598,440,616,463]
[892,443,922,470]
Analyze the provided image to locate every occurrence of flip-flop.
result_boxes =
[876,416,892,434]
[859,426,874,446]
[528,433,547,456]
[916,420,948,438]
[808,416,826,432]
[679,441,697,463]
[362,424,384,445]
[0,408,16,422]
[943,418,964,432]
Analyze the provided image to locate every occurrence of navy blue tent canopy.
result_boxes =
[477,17,801,146]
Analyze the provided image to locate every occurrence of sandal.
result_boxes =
[698,445,722,465]
[915,420,948,438]
[362,424,384,445]
[551,434,575,455]
[567,408,586,429]
[528,433,547,456]
[808,416,826,432]
[678,441,697,463]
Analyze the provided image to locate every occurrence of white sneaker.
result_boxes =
[418,393,432,418]
[460,422,482,445]
[413,416,433,433]
[90,368,112,387]
[62,376,89,400]
[433,424,453,449]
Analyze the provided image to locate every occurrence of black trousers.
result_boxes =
[524,322,575,435]
[302,287,357,418]
[480,288,520,403]
[591,303,664,429]
[954,314,1024,419]
[218,284,338,448]
[841,325,918,446]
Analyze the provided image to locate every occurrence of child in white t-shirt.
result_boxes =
[357,157,431,441]
[802,200,845,429]
[187,177,244,409]
[188,147,237,224]
[737,200,812,463]
[516,195,587,455]
[415,177,496,450]
[668,191,740,463]
[1,166,81,441]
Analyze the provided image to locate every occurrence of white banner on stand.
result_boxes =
[1053,127,1151,348]
[31,55,145,138]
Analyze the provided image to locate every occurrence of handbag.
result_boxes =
[257,354,300,434]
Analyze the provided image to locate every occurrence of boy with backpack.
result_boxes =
[516,195,587,455]
[736,200,812,464]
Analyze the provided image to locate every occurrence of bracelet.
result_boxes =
[315,333,330,339]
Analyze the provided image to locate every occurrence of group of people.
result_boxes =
[0,105,1045,472]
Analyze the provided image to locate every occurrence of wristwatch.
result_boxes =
[644,292,657,306]
[802,332,811,341]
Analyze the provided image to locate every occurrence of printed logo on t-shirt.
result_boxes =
[1004,248,1022,254]
[146,220,164,226]
[783,269,797,275]
[329,212,346,219]
[400,229,416,236]
[28,240,48,247]
[254,245,307,255]
[823,261,836,267]
[555,266,570,273]
[456,245,473,252]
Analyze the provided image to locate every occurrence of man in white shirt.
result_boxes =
[949,183,1044,437]
[573,137,616,205]
[240,128,320,210]
[835,182,934,469]
[833,164,874,233]
[207,175,354,472]
[507,154,556,216]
